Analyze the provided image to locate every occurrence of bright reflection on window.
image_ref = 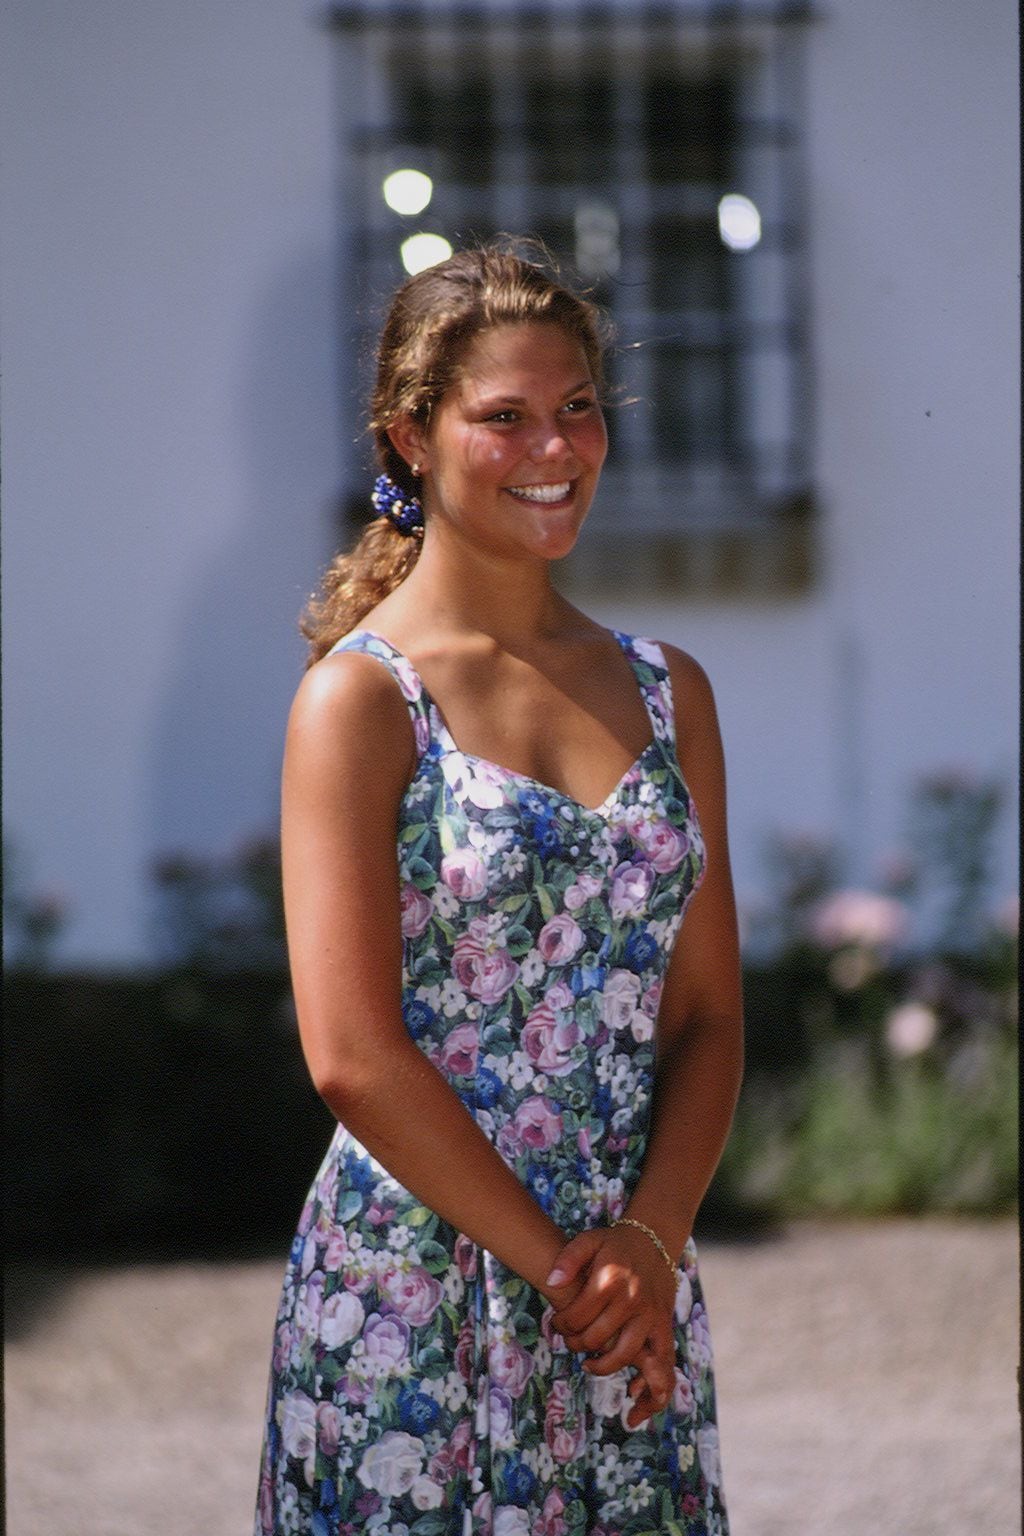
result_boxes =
[400,232,453,275]
[575,202,621,279]
[383,168,433,217]
[718,193,762,252]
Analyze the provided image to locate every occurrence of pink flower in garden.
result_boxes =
[379,1265,444,1328]
[488,1337,535,1399]
[400,882,433,938]
[523,983,581,1076]
[511,1095,564,1151]
[537,913,585,964]
[810,889,910,953]
[440,848,488,902]
[440,1022,480,1076]
[544,1378,585,1464]
[610,860,655,919]
[452,917,519,1003]
[884,1002,938,1057]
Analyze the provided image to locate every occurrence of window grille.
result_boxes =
[328,0,817,593]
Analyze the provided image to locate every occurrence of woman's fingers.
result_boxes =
[555,1296,635,1354]
[581,1316,653,1377]
[544,1228,603,1293]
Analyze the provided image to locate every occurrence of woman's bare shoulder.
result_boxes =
[286,647,417,785]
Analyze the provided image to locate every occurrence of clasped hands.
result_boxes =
[540,1223,679,1429]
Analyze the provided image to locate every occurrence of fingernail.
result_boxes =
[546,1266,568,1286]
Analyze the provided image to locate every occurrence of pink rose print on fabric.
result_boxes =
[452,917,519,1003]
[537,912,585,964]
[610,859,655,919]
[512,1095,563,1151]
[440,1022,480,1077]
[379,1264,444,1328]
[400,882,433,938]
[488,1338,535,1399]
[544,1378,586,1465]
[523,982,582,1075]
[537,1487,569,1536]
[440,848,489,902]
[624,807,691,874]
[563,872,602,911]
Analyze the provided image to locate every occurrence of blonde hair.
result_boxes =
[301,243,609,664]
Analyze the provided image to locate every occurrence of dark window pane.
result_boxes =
[649,216,728,312]
[651,344,740,462]
[524,75,616,185]
[643,73,736,184]
[398,77,496,185]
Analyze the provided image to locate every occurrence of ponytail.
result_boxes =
[300,517,421,667]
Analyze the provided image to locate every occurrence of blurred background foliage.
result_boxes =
[3,766,1016,1260]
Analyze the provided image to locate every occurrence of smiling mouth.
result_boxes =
[504,480,574,505]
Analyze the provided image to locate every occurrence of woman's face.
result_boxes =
[414,321,608,563]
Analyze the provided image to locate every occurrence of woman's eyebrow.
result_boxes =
[474,380,595,408]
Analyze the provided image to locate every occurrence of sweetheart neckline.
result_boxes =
[434,735,660,819]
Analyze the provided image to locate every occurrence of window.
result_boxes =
[331,0,816,594]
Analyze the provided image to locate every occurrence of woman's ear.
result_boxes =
[386,413,430,476]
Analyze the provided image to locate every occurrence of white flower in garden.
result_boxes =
[810,889,910,953]
[885,1001,938,1057]
[677,1443,695,1473]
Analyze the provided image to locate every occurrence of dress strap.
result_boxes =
[612,631,677,748]
[326,629,433,744]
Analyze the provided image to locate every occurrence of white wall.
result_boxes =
[1,0,1017,966]
[2,1,341,964]
[593,0,1019,911]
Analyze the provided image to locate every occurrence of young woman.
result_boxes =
[255,245,743,1536]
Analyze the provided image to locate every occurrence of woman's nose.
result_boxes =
[529,420,574,462]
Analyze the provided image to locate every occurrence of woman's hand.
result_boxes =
[545,1225,679,1427]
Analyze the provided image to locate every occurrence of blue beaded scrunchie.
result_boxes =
[372,473,424,537]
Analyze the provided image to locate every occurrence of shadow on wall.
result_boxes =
[145,243,343,909]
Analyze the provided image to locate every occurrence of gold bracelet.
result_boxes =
[611,1217,678,1278]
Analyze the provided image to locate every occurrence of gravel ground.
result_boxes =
[4,1219,1019,1535]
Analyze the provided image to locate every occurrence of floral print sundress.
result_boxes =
[255,628,729,1536]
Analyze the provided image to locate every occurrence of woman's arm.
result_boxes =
[283,653,580,1302]
[548,649,744,1377]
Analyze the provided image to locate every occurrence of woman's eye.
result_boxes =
[564,397,596,415]
[486,409,520,424]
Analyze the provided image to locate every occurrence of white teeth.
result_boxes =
[506,482,572,503]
